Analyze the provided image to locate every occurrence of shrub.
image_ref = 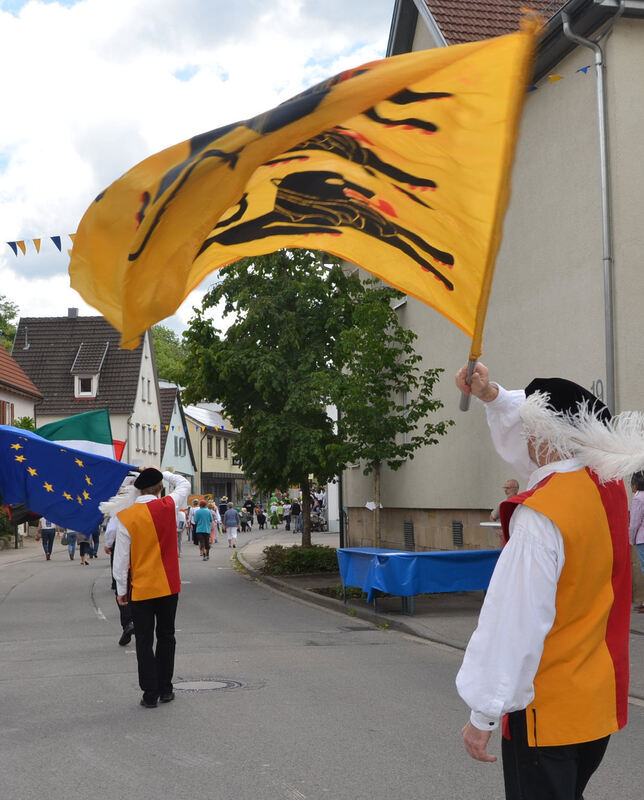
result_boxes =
[262,544,339,575]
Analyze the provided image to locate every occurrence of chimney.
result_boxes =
[68,307,79,318]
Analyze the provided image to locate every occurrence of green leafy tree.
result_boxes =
[328,280,454,546]
[12,416,36,431]
[182,250,360,546]
[0,294,19,353]
[151,324,187,383]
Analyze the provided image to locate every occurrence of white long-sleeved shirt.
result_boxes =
[112,471,190,596]
[456,384,575,731]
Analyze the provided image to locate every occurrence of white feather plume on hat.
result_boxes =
[520,391,644,483]
[99,477,138,517]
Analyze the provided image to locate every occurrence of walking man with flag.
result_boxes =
[454,363,642,800]
[103,466,190,708]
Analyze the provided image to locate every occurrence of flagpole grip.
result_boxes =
[459,358,478,412]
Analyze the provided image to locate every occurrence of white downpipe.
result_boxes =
[562,1,625,412]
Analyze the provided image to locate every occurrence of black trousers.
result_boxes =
[109,548,133,630]
[129,594,178,701]
[502,710,610,800]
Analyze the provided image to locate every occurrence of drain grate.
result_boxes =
[175,678,243,693]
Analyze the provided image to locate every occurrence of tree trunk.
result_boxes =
[301,478,312,548]
[373,464,381,548]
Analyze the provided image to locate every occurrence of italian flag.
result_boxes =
[36,409,125,461]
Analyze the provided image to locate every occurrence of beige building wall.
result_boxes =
[344,21,644,553]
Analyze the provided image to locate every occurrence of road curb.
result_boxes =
[236,548,468,651]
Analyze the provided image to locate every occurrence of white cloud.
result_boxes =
[0,0,392,333]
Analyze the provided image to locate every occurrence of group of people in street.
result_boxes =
[36,516,101,564]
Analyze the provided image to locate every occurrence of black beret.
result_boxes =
[134,467,163,490]
[525,378,611,423]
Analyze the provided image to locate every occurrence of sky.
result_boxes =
[0,0,394,337]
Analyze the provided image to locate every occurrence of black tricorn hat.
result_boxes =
[525,378,611,423]
[134,467,163,490]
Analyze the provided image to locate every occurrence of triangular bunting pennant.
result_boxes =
[526,85,538,92]
[51,235,62,251]
[33,238,41,253]
[576,66,591,74]
[7,242,18,256]
[549,74,564,83]
[16,241,26,255]
[69,233,76,243]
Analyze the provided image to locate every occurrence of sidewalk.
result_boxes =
[237,527,644,700]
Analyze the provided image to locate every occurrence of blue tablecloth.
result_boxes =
[337,547,500,603]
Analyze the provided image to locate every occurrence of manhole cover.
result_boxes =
[175,678,243,693]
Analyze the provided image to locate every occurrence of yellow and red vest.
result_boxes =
[500,468,630,747]
[118,495,181,601]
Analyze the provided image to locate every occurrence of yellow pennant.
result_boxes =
[70,20,539,358]
[33,238,41,253]
[17,241,26,255]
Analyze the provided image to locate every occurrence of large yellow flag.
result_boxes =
[70,21,538,351]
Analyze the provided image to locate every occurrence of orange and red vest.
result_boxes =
[118,495,180,601]
[500,468,630,747]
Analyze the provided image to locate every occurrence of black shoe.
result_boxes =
[140,696,158,708]
[118,623,135,646]
[159,692,175,703]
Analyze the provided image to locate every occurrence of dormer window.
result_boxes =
[75,375,97,397]
[71,341,108,399]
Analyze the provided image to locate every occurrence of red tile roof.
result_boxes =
[0,344,42,400]
[425,1,564,44]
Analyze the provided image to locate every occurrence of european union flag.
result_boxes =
[0,425,135,534]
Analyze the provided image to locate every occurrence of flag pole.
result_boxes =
[459,357,478,411]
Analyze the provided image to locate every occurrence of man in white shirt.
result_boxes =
[455,362,641,800]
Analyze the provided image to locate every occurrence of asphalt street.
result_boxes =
[1,533,643,800]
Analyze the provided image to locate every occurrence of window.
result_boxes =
[75,375,96,397]
[147,379,151,403]
[141,377,146,401]
[152,428,157,453]
[135,423,140,451]
[224,438,228,459]
[207,436,213,457]
[0,401,14,425]
[215,437,221,458]
[174,435,179,457]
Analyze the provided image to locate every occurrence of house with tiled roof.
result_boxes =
[0,344,42,425]
[12,309,161,467]
[343,0,644,553]
[183,403,248,502]
[158,380,196,485]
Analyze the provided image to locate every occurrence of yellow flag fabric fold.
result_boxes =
[70,24,537,351]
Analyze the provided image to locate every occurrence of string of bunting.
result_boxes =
[5,234,76,256]
[527,64,591,92]
[127,423,234,432]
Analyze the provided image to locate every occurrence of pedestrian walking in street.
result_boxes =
[208,503,219,545]
[78,531,92,565]
[37,517,56,560]
[224,502,241,548]
[455,362,639,800]
[194,500,213,561]
[177,507,186,557]
[89,524,101,559]
[64,528,78,560]
[629,471,644,612]
[256,507,266,530]
[106,466,190,708]
[269,502,279,530]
